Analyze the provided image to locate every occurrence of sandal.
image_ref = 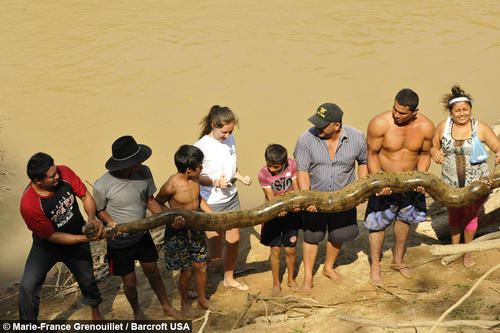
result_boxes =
[223,281,249,291]
[390,263,413,279]
[463,254,475,268]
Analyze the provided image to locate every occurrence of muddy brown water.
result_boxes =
[1,0,500,284]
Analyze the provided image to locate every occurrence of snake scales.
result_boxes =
[84,170,500,238]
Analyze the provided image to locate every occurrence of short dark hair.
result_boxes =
[27,152,54,181]
[395,88,419,111]
[265,144,288,165]
[174,145,204,173]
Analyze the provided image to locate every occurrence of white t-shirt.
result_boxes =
[194,134,237,204]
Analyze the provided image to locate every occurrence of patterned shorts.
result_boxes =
[364,191,427,231]
[164,227,207,271]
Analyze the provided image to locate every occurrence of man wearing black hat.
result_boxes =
[93,135,181,319]
[294,103,368,291]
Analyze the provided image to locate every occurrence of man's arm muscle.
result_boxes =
[366,117,386,174]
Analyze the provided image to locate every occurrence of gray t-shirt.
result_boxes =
[93,165,157,249]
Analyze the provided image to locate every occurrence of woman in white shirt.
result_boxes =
[194,105,252,290]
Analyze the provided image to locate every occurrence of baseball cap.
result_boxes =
[308,103,343,128]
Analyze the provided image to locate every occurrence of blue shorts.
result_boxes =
[364,191,427,231]
[260,212,301,247]
[164,227,207,272]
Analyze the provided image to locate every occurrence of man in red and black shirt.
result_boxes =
[19,152,104,321]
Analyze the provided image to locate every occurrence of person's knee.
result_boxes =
[141,262,159,277]
[225,228,240,244]
[284,246,296,256]
[328,224,359,243]
[121,273,137,290]
[193,261,207,273]
[303,230,324,244]
[19,271,42,296]
[270,247,281,257]
[19,280,35,296]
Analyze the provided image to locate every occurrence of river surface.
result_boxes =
[1,0,499,284]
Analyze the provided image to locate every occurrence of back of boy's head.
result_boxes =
[174,145,204,173]
[265,144,288,165]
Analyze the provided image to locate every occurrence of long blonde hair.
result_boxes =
[199,105,239,139]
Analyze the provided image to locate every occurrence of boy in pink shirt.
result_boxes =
[258,144,300,296]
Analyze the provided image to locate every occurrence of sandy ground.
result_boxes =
[1,122,499,331]
[1,193,499,332]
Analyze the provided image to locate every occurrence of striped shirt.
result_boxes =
[293,125,367,192]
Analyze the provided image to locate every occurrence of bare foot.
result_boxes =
[163,305,182,319]
[322,268,344,281]
[287,280,298,289]
[181,303,196,319]
[133,308,145,320]
[298,281,312,293]
[198,298,221,312]
[370,264,383,285]
[271,286,281,297]
[91,308,103,321]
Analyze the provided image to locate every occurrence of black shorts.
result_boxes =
[260,212,301,247]
[107,232,159,276]
[302,208,358,244]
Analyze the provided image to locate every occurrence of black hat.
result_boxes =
[105,136,152,171]
[308,103,343,128]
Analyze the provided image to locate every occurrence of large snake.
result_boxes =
[84,171,500,238]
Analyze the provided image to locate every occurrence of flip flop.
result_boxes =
[223,281,249,291]
[390,263,413,279]
[463,254,475,268]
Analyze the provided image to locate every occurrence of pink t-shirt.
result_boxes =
[258,158,297,201]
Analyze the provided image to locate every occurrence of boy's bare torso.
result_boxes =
[166,174,201,212]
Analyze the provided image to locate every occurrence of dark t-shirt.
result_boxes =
[20,165,87,245]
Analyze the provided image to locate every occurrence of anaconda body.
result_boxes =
[84,171,500,238]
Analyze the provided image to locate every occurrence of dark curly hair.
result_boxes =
[440,84,472,112]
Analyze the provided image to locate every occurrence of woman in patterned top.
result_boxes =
[431,84,500,267]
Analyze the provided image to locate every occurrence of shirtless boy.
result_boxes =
[365,88,434,284]
[156,145,219,318]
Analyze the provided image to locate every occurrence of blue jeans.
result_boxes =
[19,236,102,320]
